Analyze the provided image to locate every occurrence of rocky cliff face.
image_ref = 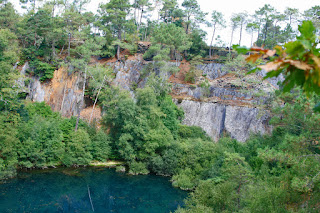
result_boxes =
[105,58,276,142]
[22,63,85,117]
[22,57,279,142]
[176,100,271,142]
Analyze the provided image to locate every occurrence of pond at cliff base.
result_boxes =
[0,168,187,213]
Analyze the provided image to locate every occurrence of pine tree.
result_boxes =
[208,10,225,58]
[99,0,131,60]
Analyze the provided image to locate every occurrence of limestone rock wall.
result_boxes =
[197,63,227,80]
[26,67,85,117]
[177,100,271,142]
[22,59,275,142]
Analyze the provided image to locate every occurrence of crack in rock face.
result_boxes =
[176,100,271,142]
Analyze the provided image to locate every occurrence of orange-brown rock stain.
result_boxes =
[41,67,82,117]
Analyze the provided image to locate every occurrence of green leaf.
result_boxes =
[282,75,295,93]
[284,41,304,56]
[300,40,312,50]
[298,21,316,40]
[263,69,282,79]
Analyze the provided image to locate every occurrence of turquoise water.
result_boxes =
[0,168,187,213]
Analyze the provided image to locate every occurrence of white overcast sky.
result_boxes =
[9,0,320,47]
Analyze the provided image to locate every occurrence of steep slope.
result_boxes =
[21,56,279,142]
[21,63,85,117]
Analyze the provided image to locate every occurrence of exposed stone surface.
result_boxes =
[257,69,284,89]
[27,77,46,102]
[177,99,271,142]
[109,60,179,91]
[26,67,85,117]
[109,60,143,91]
[22,59,277,142]
[16,62,29,92]
[197,63,227,80]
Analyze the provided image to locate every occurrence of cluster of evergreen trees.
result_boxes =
[1,0,319,65]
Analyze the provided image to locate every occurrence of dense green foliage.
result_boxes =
[0,101,111,179]
[97,77,320,212]
[176,92,320,212]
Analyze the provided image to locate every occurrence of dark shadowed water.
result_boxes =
[0,168,187,213]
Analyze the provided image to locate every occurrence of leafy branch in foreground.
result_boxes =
[234,20,320,111]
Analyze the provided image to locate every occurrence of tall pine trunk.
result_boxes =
[209,24,216,58]
[257,21,261,41]
[229,28,234,55]
[239,24,243,45]
[137,7,144,32]
[89,75,106,123]
[117,31,121,61]
[263,24,268,45]
[68,32,71,57]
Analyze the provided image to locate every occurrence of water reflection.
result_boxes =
[0,168,187,213]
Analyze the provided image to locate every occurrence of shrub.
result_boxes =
[29,59,56,82]
[128,161,149,175]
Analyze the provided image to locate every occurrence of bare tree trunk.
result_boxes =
[117,31,121,61]
[134,1,137,25]
[239,24,243,45]
[144,27,148,41]
[75,68,87,132]
[59,44,65,55]
[89,76,106,123]
[257,21,261,41]
[250,31,254,47]
[229,28,234,55]
[263,21,268,45]
[289,15,292,26]
[136,8,140,31]
[87,186,95,212]
[52,42,56,58]
[52,0,55,17]
[209,24,216,58]
[185,16,190,34]
[68,33,71,57]
[138,7,144,31]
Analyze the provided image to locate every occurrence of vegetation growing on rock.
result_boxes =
[1,0,320,212]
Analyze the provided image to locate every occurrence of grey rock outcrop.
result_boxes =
[21,58,274,142]
[27,77,46,102]
[111,60,143,91]
[197,63,227,80]
[257,69,284,89]
[16,62,29,93]
[177,100,271,142]
[25,66,85,117]
[110,60,179,91]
